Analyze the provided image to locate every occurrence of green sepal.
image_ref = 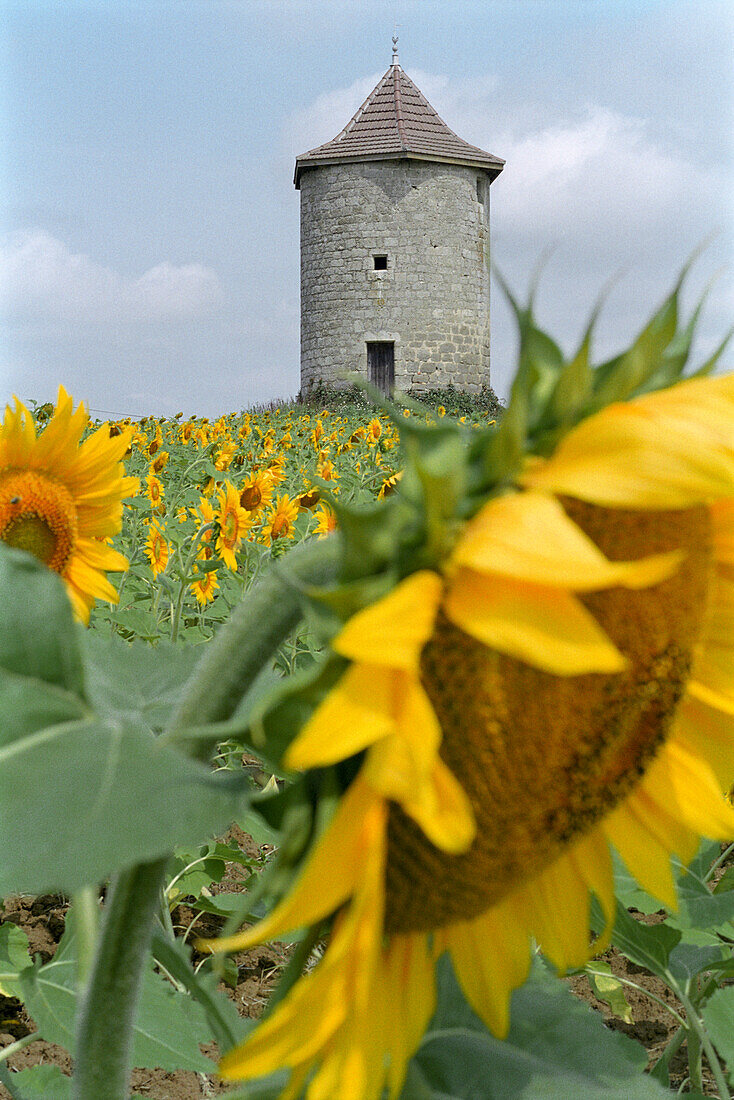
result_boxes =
[586,269,688,412]
[330,494,414,582]
[304,569,400,636]
[687,326,734,379]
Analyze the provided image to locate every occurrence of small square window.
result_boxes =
[373,255,388,270]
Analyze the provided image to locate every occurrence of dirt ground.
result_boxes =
[0,829,724,1098]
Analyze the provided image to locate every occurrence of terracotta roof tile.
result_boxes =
[295,65,504,187]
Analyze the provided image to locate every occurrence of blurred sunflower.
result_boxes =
[261,493,299,547]
[313,502,337,539]
[145,523,169,577]
[215,481,250,571]
[190,567,219,605]
[204,371,734,1099]
[298,488,320,511]
[0,387,136,622]
[378,470,403,499]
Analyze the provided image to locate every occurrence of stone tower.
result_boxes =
[295,44,504,397]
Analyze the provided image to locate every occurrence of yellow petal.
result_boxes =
[521,854,591,972]
[201,776,385,953]
[521,377,734,508]
[65,558,119,603]
[397,757,476,854]
[447,900,531,1038]
[333,570,443,672]
[445,567,627,675]
[641,737,734,840]
[673,693,734,791]
[76,537,129,573]
[382,934,436,1099]
[285,664,394,770]
[567,828,616,954]
[602,801,678,910]
[453,491,683,590]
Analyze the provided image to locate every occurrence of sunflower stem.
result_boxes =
[72,536,342,1100]
[674,985,730,1100]
[73,856,169,1100]
[71,885,99,988]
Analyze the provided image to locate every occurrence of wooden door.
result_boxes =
[367,342,395,396]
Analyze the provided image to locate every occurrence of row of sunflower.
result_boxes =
[86,401,495,640]
[92,406,407,638]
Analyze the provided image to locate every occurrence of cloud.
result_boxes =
[491,106,727,251]
[0,231,222,325]
[283,71,383,158]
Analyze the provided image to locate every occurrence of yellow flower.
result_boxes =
[145,523,169,577]
[215,481,250,571]
[190,568,219,605]
[316,456,339,484]
[146,473,164,507]
[261,493,299,547]
[437,405,446,417]
[239,470,274,516]
[214,441,238,471]
[204,373,734,1098]
[378,470,403,499]
[313,503,337,539]
[298,488,321,511]
[0,386,136,622]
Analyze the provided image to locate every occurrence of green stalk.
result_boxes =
[73,857,168,1100]
[675,985,730,1100]
[71,886,100,988]
[73,536,342,1100]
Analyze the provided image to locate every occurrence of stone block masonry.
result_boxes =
[299,159,493,395]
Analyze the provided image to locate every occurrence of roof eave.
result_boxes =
[294,150,505,188]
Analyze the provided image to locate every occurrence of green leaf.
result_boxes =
[0,669,88,748]
[19,919,214,1073]
[0,716,250,895]
[713,864,734,895]
[0,1064,73,1100]
[611,851,665,915]
[586,960,633,1023]
[700,986,734,1082]
[150,929,246,1053]
[0,547,84,696]
[81,635,203,730]
[107,607,162,640]
[591,899,680,980]
[405,955,668,1099]
[671,866,734,931]
[0,922,32,997]
[667,943,728,984]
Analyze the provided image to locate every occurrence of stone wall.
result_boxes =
[299,159,493,395]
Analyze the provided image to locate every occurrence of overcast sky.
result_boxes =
[1,0,732,419]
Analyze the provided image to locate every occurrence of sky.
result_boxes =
[1,0,732,420]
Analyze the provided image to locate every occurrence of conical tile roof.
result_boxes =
[294,62,504,187]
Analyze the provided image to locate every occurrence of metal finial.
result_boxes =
[392,34,399,65]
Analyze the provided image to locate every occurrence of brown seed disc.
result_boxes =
[383,502,713,934]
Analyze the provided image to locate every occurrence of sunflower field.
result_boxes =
[1,267,734,1100]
